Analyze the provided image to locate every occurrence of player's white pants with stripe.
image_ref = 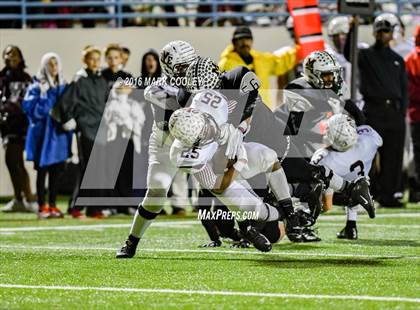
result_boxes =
[142,126,178,213]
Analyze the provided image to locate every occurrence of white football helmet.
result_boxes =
[303,51,343,93]
[185,57,222,94]
[169,107,220,147]
[160,41,197,78]
[327,16,350,36]
[325,114,358,152]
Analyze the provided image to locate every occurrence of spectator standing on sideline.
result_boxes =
[345,15,408,207]
[57,46,109,218]
[219,26,297,109]
[102,44,132,88]
[0,45,37,213]
[405,26,420,203]
[22,52,73,219]
[101,44,138,215]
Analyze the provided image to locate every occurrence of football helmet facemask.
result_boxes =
[303,51,344,94]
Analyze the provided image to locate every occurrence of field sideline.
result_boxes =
[0,201,419,309]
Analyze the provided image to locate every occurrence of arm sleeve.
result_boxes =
[218,56,239,73]
[401,61,409,114]
[56,82,78,123]
[235,68,261,122]
[344,99,366,125]
[193,164,218,190]
[269,47,298,76]
[22,84,40,121]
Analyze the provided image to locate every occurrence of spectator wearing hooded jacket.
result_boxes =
[22,52,73,219]
[57,46,109,218]
[0,45,37,213]
[406,26,420,203]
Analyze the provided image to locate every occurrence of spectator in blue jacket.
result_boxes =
[23,52,72,219]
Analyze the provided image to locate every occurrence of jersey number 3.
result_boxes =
[350,160,365,176]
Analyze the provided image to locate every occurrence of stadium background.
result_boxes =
[0,22,417,195]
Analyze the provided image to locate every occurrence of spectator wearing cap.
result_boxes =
[218,25,298,109]
[345,14,408,207]
[405,26,420,203]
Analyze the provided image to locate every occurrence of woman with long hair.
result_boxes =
[0,45,37,213]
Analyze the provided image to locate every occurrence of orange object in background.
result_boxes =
[288,0,325,61]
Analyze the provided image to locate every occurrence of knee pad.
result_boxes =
[137,205,160,220]
[141,188,167,214]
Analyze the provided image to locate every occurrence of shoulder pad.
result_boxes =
[357,125,383,147]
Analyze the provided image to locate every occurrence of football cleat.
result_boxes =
[296,180,324,225]
[243,226,272,252]
[295,209,316,227]
[284,212,305,242]
[116,235,139,258]
[200,240,222,247]
[337,226,358,240]
[301,227,322,242]
[346,177,375,218]
[230,239,251,248]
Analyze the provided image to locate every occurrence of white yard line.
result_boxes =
[317,223,420,229]
[1,244,419,259]
[318,212,420,221]
[1,215,419,232]
[0,220,199,232]
[0,284,418,303]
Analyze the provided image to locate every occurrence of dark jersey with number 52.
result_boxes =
[177,66,260,126]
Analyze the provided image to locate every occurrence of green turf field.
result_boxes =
[0,201,419,309]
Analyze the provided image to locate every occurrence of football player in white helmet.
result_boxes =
[169,90,294,246]
[182,56,362,243]
[182,58,318,242]
[325,16,352,89]
[302,50,344,95]
[311,114,381,239]
[116,40,199,258]
[327,16,350,54]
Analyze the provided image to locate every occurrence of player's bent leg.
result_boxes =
[116,162,177,259]
[214,181,277,252]
[344,177,375,219]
